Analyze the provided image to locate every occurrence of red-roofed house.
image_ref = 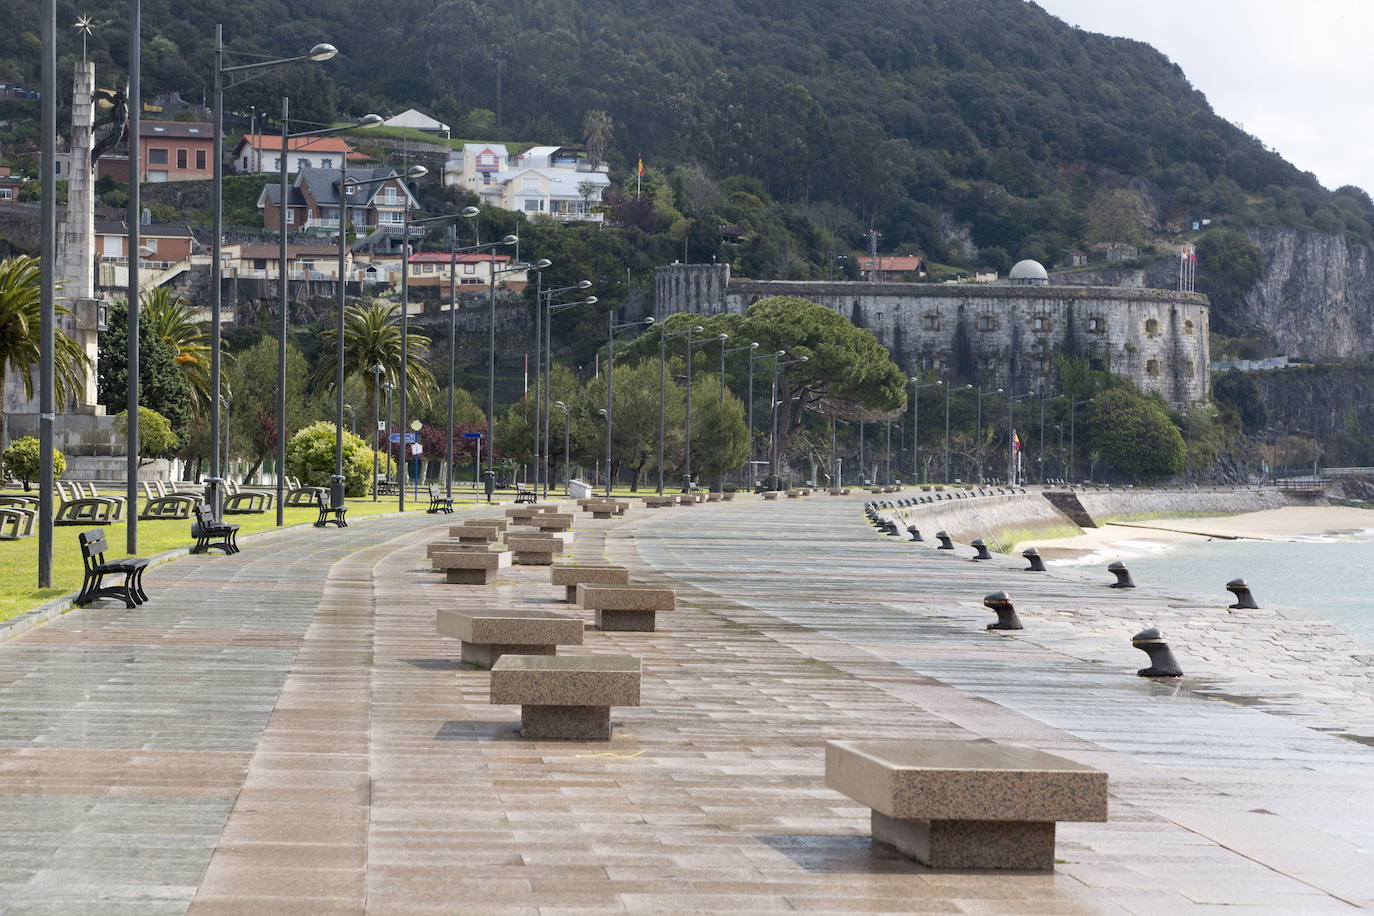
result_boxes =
[858,255,925,282]
[405,252,530,293]
[231,134,370,175]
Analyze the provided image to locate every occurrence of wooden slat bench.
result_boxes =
[490,655,641,740]
[432,547,511,585]
[437,607,583,668]
[550,565,630,602]
[576,583,675,631]
[825,739,1107,870]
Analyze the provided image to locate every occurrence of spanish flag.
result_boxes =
[636,155,645,178]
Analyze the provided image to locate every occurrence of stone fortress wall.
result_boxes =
[654,264,1211,407]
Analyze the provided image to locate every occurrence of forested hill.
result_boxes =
[6,0,1374,268]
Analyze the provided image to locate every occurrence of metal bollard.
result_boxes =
[984,591,1023,630]
[1131,627,1183,677]
[906,525,923,543]
[884,520,903,536]
[1225,578,1259,609]
[935,530,954,550]
[1107,561,1136,588]
[970,538,993,560]
[1022,547,1046,572]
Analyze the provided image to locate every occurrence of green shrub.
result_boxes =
[285,422,389,497]
[2,437,66,490]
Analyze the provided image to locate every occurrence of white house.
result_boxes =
[442,143,609,223]
[231,134,367,175]
[382,109,450,138]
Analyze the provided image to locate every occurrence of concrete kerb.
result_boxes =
[0,506,437,645]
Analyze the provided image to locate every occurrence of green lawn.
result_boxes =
[0,493,490,624]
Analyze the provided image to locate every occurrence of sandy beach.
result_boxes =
[1020,504,1374,564]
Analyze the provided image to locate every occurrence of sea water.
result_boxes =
[1063,533,1374,648]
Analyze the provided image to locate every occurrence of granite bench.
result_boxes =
[448,524,502,545]
[431,547,512,585]
[576,583,676,631]
[505,505,556,521]
[461,517,509,533]
[529,513,573,532]
[490,654,641,740]
[550,565,630,602]
[506,535,567,565]
[706,492,722,502]
[437,607,584,668]
[786,490,801,498]
[825,739,1107,870]
[762,491,780,500]
[642,495,677,508]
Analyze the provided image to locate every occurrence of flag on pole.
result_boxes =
[1012,431,1022,452]
[636,155,645,178]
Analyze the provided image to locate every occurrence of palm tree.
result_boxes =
[313,298,435,426]
[0,256,92,446]
[140,286,211,419]
[582,110,613,170]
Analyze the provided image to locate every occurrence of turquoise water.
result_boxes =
[1119,535,1374,648]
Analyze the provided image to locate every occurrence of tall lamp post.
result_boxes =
[552,400,571,494]
[210,28,336,515]
[605,313,654,497]
[685,333,728,489]
[747,348,785,487]
[909,378,941,484]
[486,257,551,480]
[719,340,756,489]
[381,379,395,487]
[944,382,973,483]
[539,288,592,495]
[369,363,383,500]
[391,164,429,513]
[975,386,1002,483]
[37,0,55,586]
[770,355,809,481]
[535,279,590,495]
[657,325,702,493]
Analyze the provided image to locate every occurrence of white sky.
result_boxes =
[1032,0,1374,195]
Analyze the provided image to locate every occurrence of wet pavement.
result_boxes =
[0,494,1368,913]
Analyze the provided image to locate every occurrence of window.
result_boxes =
[463,264,475,275]
[1184,360,1195,375]
[977,356,996,371]
[1087,316,1105,333]
[175,149,187,169]
[148,148,168,165]
[1032,315,1051,331]
[524,199,544,212]
[1089,357,1106,371]
[1144,317,1160,337]
[1184,319,1195,335]
[921,314,939,331]
[273,156,282,170]
[920,357,943,371]
[253,259,267,270]
[976,314,998,332]
[285,209,295,225]
[195,149,206,170]
[1146,359,1161,377]
[143,238,158,253]
[296,158,310,171]
[379,211,403,225]
[460,277,484,285]
[0,188,12,201]
[1032,357,1046,371]
[321,158,333,169]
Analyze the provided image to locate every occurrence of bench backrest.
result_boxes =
[194,502,216,528]
[55,481,72,502]
[77,529,108,572]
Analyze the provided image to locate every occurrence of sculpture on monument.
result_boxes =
[90,86,129,169]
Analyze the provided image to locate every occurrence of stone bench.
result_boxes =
[431,547,512,585]
[437,607,584,668]
[458,517,509,533]
[506,535,567,565]
[828,487,844,495]
[706,492,723,502]
[444,524,502,546]
[491,654,641,740]
[550,565,631,602]
[762,491,780,500]
[576,583,676,631]
[786,490,801,498]
[427,541,496,563]
[529,513,573,532]
[642,495,677,508]
[505,505,556,521]
[825,739,1108,870]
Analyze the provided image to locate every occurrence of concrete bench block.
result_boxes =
[532,514,574,532]
[490,654,641,740]
[462,517,509,532]
[505,505,556,520]
[431,548,512,585]
[642,496,677,508]
[706,492,723,502]
[550,565,631,601]
[576,583,675,631]
[825,739,1107,870]
[445,524,501,544]
[507,535,566,565]
[786,490,801,498]
[762,491,780,500]
[437,607,583,668]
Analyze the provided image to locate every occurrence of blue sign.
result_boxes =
[388,432,418,444]
[462,432,484,439]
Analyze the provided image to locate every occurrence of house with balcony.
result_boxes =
[256,167,424,254]
[96,120,216,183]
[442,143,609,223]
[405,251,529,297]
[94,220,198,290]
[231,134,369,175]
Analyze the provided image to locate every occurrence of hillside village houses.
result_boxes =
[232,134,369,175]
[443,143,609,222]
[256,166,424,255]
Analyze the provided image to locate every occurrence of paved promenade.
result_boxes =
[0,495,1369,913]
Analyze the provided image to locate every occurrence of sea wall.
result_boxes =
[889,487,1312,552]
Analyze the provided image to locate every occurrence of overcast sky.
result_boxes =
[1032,0,1374,195]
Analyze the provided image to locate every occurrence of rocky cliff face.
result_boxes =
[1241,229,1374,361]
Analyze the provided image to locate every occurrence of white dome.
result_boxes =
[1009,259,1048,281]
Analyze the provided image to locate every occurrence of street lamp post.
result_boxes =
[657,325,701,493]
[37,0,55,586]
[605,313,654,497]
[381,380,395,487]
[485,257,551,481]
[535,279,590,495]
[770,356,808,481]
[747,348,784,487]
[538,287,591,495]
[909,378,941,483]
[975,386,1001,483]
[211,28,336,516]
[369,364,383,500]
[719,340,756,489]
[685,333,728,489]
[395,165,431,513]
[553,400,571,494]
[884,420,892,484]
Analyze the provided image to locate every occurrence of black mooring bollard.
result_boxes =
[884,520,903,536]
[1022,547,1046,572]
[935,530,954,550]
[907,525,923,543]
[1226,578,1259,609]
[1131,627,1183,677]
[984,591,1023,630]
[1108,561,1136,588]
[970,538,993,560]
